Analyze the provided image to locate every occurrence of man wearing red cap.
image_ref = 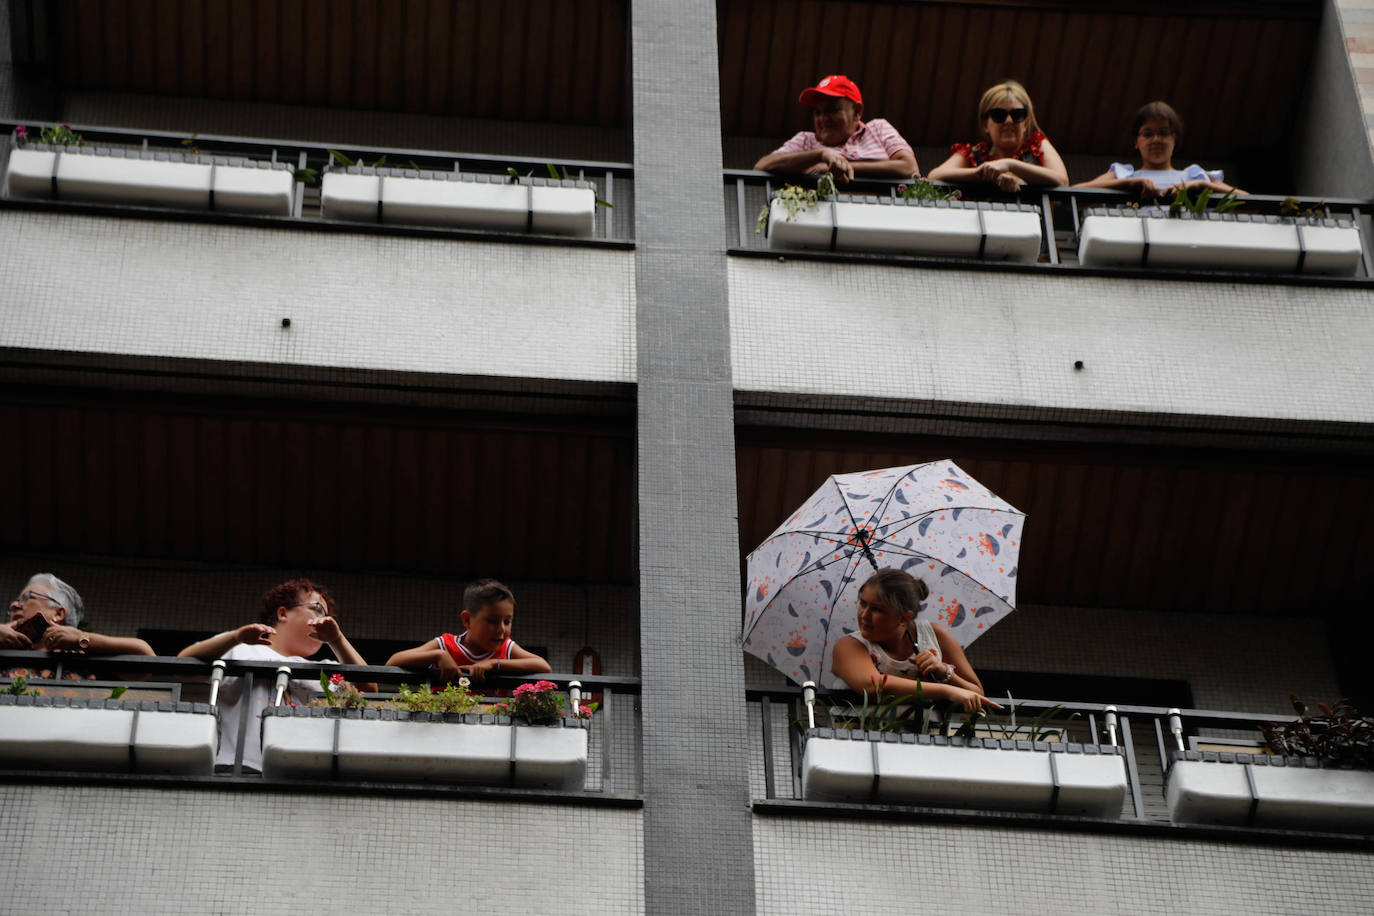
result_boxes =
[754,75,918,184]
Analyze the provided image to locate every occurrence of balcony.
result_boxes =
[747,684,1374,843]
[0,651,642,802]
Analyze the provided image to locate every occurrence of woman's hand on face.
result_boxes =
[307,616,342,644]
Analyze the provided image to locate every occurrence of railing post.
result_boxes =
[1119,714,1146,820]
[760,695,775,800]
[1040,191,1059,264]
[272,665,291,706]
[1168,707,1185,752]
[208,659,227,706]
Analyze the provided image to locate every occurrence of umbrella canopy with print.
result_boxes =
[742,460,1026,687]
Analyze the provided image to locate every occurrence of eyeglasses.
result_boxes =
[14,589,59,606]
[987,107,1028,124]
[289,601,329,617]
[1138,129,1174,141]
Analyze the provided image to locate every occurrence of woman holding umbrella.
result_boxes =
[831,568,998,713]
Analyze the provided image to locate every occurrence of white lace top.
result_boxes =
[844,618,941,680]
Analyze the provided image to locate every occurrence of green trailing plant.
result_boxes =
[3,676,40,697]
[390,680,480,715]
[960,693,1077,743]
[755,172,838,234]
[180,133,200,157]
[897,178,960,202]
[802,682,1076,744]
[1168,184,1243,216]
[15,123,84,147]
[1260,695,1374,768]
[107,686,128,701]
[1279,197,1327,219]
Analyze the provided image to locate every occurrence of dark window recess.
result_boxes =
[977,670,1194,711]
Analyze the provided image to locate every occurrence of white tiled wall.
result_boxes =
[0,211,636,384]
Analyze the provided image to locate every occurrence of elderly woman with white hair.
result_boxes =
[2,573,153,679]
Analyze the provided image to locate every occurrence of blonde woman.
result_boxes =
[928,79,1068,190]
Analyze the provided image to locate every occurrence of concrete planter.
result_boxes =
[0,695,216,775]
[320,167,597,235]
[260,706,589,789]
[5,145,295,215]
[766,196,1043,262]
[1077,208,1363,276]
[801,728,1127,817]
[1166,750,1374,832]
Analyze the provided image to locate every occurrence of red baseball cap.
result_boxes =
[798,75,863,107]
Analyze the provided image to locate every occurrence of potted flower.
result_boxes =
[799,689,1127,817]
[1166,696,1374,832]
[259,676,593,788]
[320,155,598,236]
[6,124,296,216]
[0,681,217,775]
[1076,189,1362,276]
[760,176,1043,262]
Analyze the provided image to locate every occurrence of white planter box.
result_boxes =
[5,146,295,215]
[1166,752,1374,832]
[766,196,1043,262]
[260,707,588,789]
[0,696,217,775]
[1077,209,1363,276]
[321,168,597,236]
[801,730,1127,817]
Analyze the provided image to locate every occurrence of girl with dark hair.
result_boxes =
[1076,101,1243,199]
[830,568,997,713]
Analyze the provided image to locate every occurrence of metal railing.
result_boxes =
[0,650,641,798]
[726,169,1374,281]
[0,120,635,245]
[748,682,1314,825]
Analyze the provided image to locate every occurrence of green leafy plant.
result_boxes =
[328,148,387,170]
[180,133,200,157]
[292,166,320,185]
[897,178,960,202]
[492,679,566,724]
[3,676,40,697]
[1168,184,1243,216]
[755,172,838,234]
[107,686,128,701]
[311,671,369,709]
[390,680,479,715]
[960,693,1077,743]
[1279,197,1327,219]
[1260,695,1373,767]
[15,123,84,147]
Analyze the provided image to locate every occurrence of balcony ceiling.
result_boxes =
[0,398,636,584]
[719,0,1320,179]
[736,429,1374,620]
[18,0,629,126]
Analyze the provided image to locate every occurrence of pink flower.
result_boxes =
[578,705,594,718]
[329,673,346,685]
[492,703,510,714]
[513,683,535,697]
[15,125,27,138]
[533,680,557,692]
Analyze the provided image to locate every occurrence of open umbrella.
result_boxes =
[742,460,1025,687]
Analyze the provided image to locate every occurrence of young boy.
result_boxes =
[387,579,550,684]
[178,578,371,774]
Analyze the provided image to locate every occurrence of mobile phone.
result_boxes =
[15,612,50,644]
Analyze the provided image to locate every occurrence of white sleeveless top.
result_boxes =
[845,619,941,680]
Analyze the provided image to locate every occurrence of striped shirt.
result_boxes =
[772,118,913,162]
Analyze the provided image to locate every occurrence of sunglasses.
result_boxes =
[987,107,1028,124]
